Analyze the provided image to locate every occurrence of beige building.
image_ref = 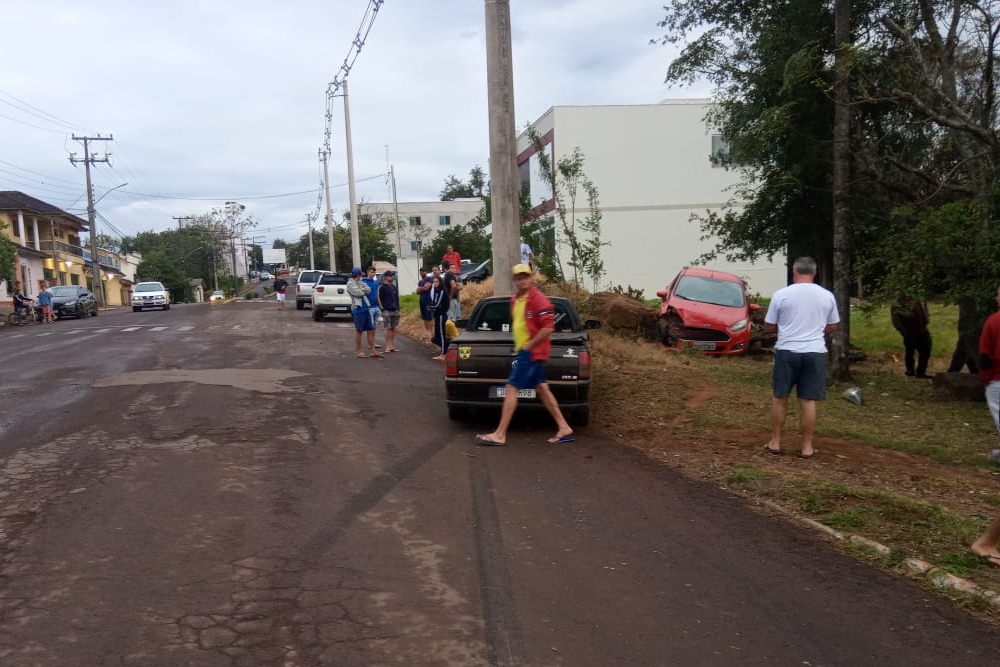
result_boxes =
[516,100,786,298]
[359,198,484,293]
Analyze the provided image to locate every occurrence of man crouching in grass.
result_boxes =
[475,264,575,447]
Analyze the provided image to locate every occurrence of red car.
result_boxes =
[656,267,759,355]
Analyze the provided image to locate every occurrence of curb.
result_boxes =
[758,498,1000,609]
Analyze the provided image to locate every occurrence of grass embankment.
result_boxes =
[400,285,1000,610]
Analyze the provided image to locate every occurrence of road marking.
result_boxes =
[177,325,194,331]
[35,331,55,337]
[148,326,168,332]
[121,327,143,332]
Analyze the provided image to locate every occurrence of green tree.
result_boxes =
[440,165,488,201]
[135,249,187,301]
[0,220,16,289]
[422,225,492,271]
[527,128,608,289]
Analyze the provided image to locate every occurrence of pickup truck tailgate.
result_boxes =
[447,331,591,407]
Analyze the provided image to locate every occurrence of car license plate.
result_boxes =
[334,306,349,312]
[491,386,536,399]
[693,341,717,351]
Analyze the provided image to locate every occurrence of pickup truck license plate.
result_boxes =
[693,341,717,351]
[491,386,536,399]
[333,306,349,312]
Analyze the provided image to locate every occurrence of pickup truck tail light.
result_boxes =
[578,350,592,379]
[445,348,458,376]
[296,284,302,294]
[315,286,324,293]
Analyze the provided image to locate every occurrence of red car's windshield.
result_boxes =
[674,276,745,308]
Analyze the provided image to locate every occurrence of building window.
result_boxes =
[410,240,421,251]
[711,134,730,167]
[439,215,451,226]
[408,216,422,227]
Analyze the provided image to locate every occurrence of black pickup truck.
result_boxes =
[443,295,601,426]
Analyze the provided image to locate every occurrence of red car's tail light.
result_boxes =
[445,348,458,376]
[578,350,592,379]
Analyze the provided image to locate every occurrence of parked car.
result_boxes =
[258,270,273,281]
[131,281,171,312]
[295,269,331,310]
[49,285,98,319]
[311,272,353,321]
[209,290,225,302]
[444,295,600,425]
[459,259,491,283]
[655,267,759,355]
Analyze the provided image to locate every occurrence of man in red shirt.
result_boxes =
[971,284,1000,566]
[475,264,574,446]
[441,245,461,271]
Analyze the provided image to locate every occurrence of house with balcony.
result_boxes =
[0,191,133,306]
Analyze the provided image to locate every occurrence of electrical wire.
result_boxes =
[0,87,90,132]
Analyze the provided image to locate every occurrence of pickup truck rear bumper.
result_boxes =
[445,380,591,408]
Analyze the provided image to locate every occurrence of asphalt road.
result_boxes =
[1,297,998,666]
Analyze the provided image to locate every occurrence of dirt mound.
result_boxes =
[589,292,658,337]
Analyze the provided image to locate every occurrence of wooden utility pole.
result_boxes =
[831,0,852,382]
[70,134,113,307]
[485,0,519,295]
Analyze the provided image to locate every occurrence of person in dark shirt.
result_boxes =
[273,276,289,310]
[891,296,932,378]
[13,288,34,323]
[377,271,401,352]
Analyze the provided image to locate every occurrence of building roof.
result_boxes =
[0,191,90,229]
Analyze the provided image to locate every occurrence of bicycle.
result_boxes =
[7,306,42,326]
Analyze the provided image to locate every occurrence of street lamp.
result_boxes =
[89,181,127,307]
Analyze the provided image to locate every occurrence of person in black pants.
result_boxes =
[891,296,932,378]
[429,275,450,361]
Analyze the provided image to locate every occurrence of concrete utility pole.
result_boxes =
[343,78,362,269]
[485,0,519,295]
[321,149,337,271]
[307,213,316,270]
[390,164,402,263]
[70,134,113,306]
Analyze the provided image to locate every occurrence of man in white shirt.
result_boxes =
[762,257,840,458]
[519,238,536,269]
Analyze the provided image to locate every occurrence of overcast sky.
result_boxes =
[0,0,705,247]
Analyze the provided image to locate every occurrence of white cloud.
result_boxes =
[0,0,702,245]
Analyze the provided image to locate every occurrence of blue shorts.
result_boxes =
[419,302,432,321]
[352,309,375,332]
[773,350,827,400]
[508,349,547,390]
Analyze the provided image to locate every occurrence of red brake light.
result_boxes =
[315,286,324,293]
[578,350,592,379]
[445,348,458,376]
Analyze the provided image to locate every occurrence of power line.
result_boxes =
[0,87,90,132]
[322,0,385,157]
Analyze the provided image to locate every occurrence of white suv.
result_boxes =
[311,273,353,321]
[295,270,330,310]
[132,281,170,311]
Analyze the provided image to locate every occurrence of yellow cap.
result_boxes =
[512,263,532,276]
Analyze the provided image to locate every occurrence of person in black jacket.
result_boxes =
[891,296,932,378]
[429,275,450,360]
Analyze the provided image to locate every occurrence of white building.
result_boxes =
[516,99,786,299]
[359,198,485,294]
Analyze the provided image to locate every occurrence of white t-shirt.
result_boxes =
[520,242,533,264]
[764,282,840,353]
